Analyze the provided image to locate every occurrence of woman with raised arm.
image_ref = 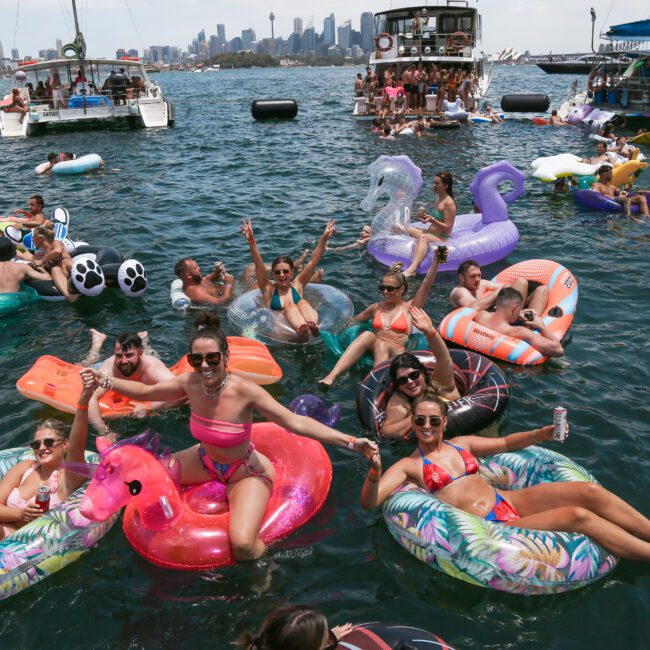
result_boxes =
[319,253,441,387]
[241,218,336,342]
[361,389,650,561]
[81,312,377,561]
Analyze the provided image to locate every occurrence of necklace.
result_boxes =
[202,372,230,400]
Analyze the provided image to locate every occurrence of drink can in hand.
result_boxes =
[553,406,568,442]
[437,245,449,263]
[36,485,51,512]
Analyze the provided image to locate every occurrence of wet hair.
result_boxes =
[190,311,228,354]
[458,259,480,276]
[383,125,392,135]
[174,257,192,278]
[115,332,143,351]
[495,287,524,308]
[435,172,455,202]
[33,223,55,243]
[0,238,16,262]
[232,605,328,650]
[412,386,449,415]
[383,262,408,295]
[36,418,69,439]
[30,194,44,210]
[47,153,57,163]
[551,109,558,116]
[597,164,612,176]
[270,255,294,273]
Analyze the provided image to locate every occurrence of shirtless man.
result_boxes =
[85,330,184,439]
[174,257,234,305]
[583,142,615,166]
[475,287,564,358]
[4,195,47,228]
[450,259,549,314]
[549,109,567,126]
[591,165,650,219]
[355,73,364,97]
[0,238,48,292]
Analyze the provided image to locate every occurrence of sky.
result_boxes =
[0,0,648,59]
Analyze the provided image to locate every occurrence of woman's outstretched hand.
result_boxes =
[321,218,337,242]
[409,305,436,336]
[240,218,255,244]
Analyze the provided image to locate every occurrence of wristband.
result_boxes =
[76,403,89,411]
[368,467,382,481]
[224,283,233,289]
[347,436,356,450]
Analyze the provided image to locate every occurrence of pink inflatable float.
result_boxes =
[76,424,332,570]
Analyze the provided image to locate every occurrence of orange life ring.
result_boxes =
[447,32,470,49]
[374,33,394,52]
[588,70,607,92]
[119,56,140,61]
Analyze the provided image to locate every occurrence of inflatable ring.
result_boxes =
[446,31,470,49]
[228,284,353,346]
[356,349,509,438]
[588,69,608,92]
[338,622,454,649]
[51,154,103,176]
[61,43,79,59]
[0,447,118,601]
[440,259,578,365]
[383,446,618,594]
[0,286,39,317]
[374,33,393,52]
[78,424,332,570]
[442,98,468,121]
[574,188,646,214]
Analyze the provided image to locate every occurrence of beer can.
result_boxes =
[36,485,51,512]
[553,406,568,442]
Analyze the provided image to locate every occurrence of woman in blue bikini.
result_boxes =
[241,218,336,342]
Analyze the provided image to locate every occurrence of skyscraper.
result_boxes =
[323,14,335,46]
[217,24,226,45]
[269,12,275,39]
[360,12,374,52]
[56,39,62,57]
[11,48,19,60]
[241,28,256,51]
[0,40,4,60]
[293,18,303,36]
[198,29,206,44]
[337,20,351,51]
[301,27,316,53]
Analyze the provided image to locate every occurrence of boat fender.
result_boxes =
[500,94,550,112]
[251,99,298,120]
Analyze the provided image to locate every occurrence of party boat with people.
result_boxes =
[353,0,492,117]
[0,0,174,138]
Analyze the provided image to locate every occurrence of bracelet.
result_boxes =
[224,283,233,289]
[347,436,356,450]
[368,474,381,484]
[368,467,382,480]
[76,403,89,411]
[100,372,113,390]
[529,429,539,444]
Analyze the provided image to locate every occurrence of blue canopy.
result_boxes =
[604,19,650,41]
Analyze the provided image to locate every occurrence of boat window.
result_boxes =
[422,16,436,33]
[376,14,386,34]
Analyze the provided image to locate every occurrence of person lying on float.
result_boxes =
[173,257,234,306]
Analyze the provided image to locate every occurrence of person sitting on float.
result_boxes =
[241,218,336,343]
[583,142,616,166]
[402,172,456,278]
[549,109,568,126]
[473,287,563,358]
[80,311,377,561]
[381,306,461,439]
[318,254,441,387]
[0,377,97,539]
[3,88,28,124]
[0,238,49,294]
[361,389,650,562]
[4,194,47,229]
[591,165,650,220]
[174,257,234,306]
[234,604,353,650]
[450,259,549,313]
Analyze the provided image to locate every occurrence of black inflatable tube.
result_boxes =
[340,622,453,649]
[356,349,509,438]
[251,99,298,120]
[500,94,550,113]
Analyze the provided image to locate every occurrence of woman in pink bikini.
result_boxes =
[81,311,377,562]
[318,257,440,387]
[0,377,96,538]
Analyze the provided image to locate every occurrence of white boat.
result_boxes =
[0,1,174,138]
[353,0,492,117]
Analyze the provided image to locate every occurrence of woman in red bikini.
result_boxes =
[319,258,440,387]
[361,389,650,561]
[81,311,377,562]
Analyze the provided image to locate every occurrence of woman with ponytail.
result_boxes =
[403,172,457,277]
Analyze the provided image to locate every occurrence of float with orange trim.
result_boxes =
[439,259,578,366]
[16,337,282,415]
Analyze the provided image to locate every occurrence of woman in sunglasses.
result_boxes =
[361,389,650,561]
[381,306,460,439]
[80,311,377,562]
[241,218,336,342]
[0,376,97,538]
[319,256,440,387]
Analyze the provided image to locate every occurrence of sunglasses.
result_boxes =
[378,283,401,293]
[324,629,339,650]
[396,370,421,386]
[29,438,63,450]
[413,415,442,427]
[187,352,222,368]
[273,268,291,276]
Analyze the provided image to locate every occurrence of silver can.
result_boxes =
[553,406,568,442]
[36,485,51,512]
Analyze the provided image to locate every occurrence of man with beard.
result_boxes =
[86,331,181,440]
[174,257,234,305]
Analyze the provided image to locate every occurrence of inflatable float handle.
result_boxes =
[469,160,526,225]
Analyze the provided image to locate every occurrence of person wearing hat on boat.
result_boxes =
[4,195,47,229]
[591,166,650,220]
[174,258,234,306]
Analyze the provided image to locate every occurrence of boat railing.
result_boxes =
[374,30,476,60]
[592,74,650,109]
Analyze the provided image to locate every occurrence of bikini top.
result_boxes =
[270,285,301,311]
[190,413,252,447]
[372,303,412,335]
[6,463,62,509]
[418,442,478,492]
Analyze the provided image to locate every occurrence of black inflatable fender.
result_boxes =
[73,245,123,282]
[251,99,298,119]
[500,94,551,113]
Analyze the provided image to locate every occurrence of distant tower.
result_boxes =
[269,12,275,39]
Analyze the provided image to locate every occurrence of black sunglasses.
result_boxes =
[29,438,63,450]
[378,283,401,293]
[187,352,222,369]
[396,370,421,386]
[413,415,442,427]
[273,268,291,276]
[324,629,339,650]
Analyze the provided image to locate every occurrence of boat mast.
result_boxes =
[590,7,597,54]
[71,0,87,61]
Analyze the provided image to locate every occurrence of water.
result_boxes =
[0,65,649,648]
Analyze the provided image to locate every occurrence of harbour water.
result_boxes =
[0,65,648,648]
